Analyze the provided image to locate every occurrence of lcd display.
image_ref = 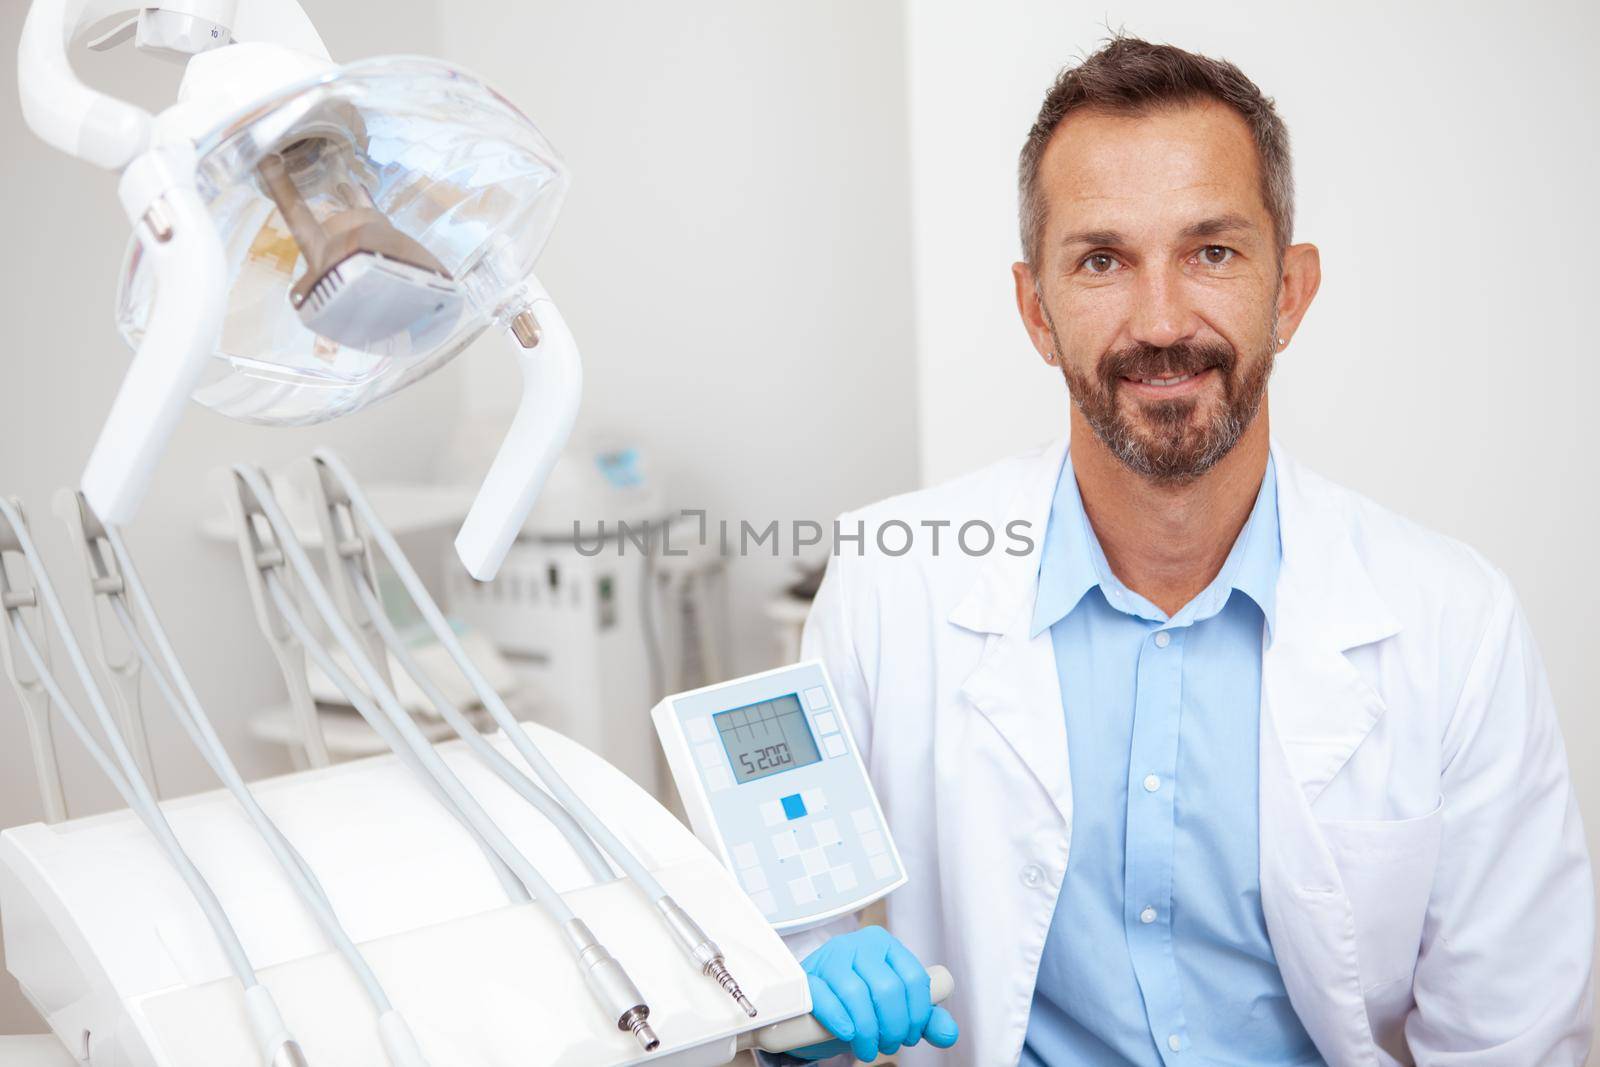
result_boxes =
[713,693,822,784]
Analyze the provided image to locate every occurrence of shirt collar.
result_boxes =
[1028,450,1108,637]
[1228,457,1281,635]
[1029,451,1281,638]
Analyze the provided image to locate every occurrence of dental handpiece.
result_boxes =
[340,560,614,883]
[95,522,428,1067]
[239,466,660,1052]
[266,570,661,1053]
[311,450,758,1019]
[0,499,307,1067]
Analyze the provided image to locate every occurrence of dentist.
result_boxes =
[789,36,1594,1066]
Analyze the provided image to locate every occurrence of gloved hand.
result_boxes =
[788,926,959,1062]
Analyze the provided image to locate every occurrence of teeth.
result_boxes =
[1140,374,1192,386]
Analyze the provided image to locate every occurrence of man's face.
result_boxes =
[1021,101,1289,482]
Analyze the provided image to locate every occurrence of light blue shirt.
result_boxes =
[1020,453,1324,1067]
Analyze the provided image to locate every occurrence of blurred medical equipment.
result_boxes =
[302,625,515,723]
[17,0,582,580]
[654,663,906,932]
[762,564,823,665]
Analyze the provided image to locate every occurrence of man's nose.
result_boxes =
[1127,264,1200,350]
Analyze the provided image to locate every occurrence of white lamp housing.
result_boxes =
[17,0,582,580]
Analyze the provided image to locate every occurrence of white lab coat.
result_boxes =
[796,436,1593,1066]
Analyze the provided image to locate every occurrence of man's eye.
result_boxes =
[1083,253,1120,274]
[1200,245,1235,266]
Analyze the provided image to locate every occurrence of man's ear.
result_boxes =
[1013,261,1057,365]
[1274,242,1322,345]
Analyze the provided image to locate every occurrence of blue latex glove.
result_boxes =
[788,926,959,1062]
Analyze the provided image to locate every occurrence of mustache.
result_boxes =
[1101,341,1237,386]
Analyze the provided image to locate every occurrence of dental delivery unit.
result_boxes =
[2,0,949,1063]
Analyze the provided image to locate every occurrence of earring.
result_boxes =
[1277,336,1288,347]
[1045,351,1057,363]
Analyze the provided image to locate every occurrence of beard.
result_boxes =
[1056,333,1275,483]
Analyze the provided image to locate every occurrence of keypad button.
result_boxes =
[782,793,807,820]
[850,808,877,834]
[789,876,820,905]
[860,830,887,857]
[685,717,713,743]
[804,686,829,710]
[802,788,827,813]
[830,864,858,893]
[814,711,839,734]
[772,831,800,860]
[740,866,769,894]
[750,890,778,917]
[731,842,759,869]
[812,818,842,848]
[705,765,734,792]
[695,743,724,769]
[801,848,829,876]
[823,735,847,758]
[761,801,785,827]
[869,854,896,880]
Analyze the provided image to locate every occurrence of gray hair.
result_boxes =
[1018,36,1294,266]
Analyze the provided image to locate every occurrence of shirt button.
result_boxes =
[1140,906,1157,924]
[1143,773,1161,793]
[1153,630,1171,648]
[1168,1034,1182,1052]
[1020,864,1044,888]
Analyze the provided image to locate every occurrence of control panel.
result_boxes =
[652,661,905,931]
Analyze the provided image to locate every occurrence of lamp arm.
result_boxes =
[18,0,153,169]
[19,0,331,174]
[453,279,584,581]
[81,144,226,525]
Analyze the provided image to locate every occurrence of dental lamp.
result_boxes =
[17,0,582,580]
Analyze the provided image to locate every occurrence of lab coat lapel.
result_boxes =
[1258,444,1401,1065]
[1263,445,1400,804]
[948,437,1073,825]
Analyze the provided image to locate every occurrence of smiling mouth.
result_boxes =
[1119,366,1217,391]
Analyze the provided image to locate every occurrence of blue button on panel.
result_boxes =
[782,794,807,820]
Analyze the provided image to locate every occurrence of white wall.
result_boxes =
[905,0,1599,889]
[0,0,918,1034]
[438,1,921,674]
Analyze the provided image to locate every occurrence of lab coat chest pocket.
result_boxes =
[1315,799,1443,991]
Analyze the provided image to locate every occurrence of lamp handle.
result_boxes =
[453,280,583,581]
